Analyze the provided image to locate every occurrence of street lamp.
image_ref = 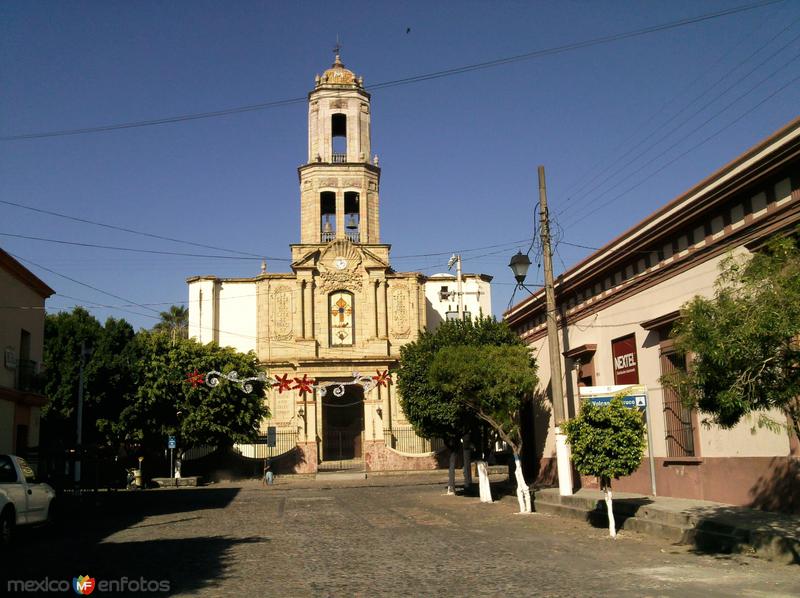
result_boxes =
[508,251,531,285]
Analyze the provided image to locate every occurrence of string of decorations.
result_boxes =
[185,369,390,396]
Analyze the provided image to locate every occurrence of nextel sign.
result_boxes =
[611,334,639,385]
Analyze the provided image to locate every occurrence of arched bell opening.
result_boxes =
[344,191,360,243]
[320,191,336,242]
[331,113,347,162]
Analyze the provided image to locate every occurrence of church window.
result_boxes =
[344,191,360,243]
[332,113,347,162]
[321,192,336,241]
[329,291,355,346]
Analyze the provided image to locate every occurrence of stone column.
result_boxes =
[304,278,315,339]
[377,279,388,338]
[335,190,345,239]
[294,279,304,339]
[370,278,379,338]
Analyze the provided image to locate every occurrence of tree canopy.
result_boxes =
[152,304,189,341]
[665,235,800,436]
[42,308,137,449]
[428,344,537,454]
[396,317,525,446]
[562,397,646,486]
[42,307,267,454]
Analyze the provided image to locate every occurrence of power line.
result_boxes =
[562,63,800,230]
[10,252,161,315]
[557,8,798,212]
[0,198,266,258]
[0,232,286,261]
[558,26,800,223]
[0,1,781,141]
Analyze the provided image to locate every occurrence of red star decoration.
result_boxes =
[186,370,205,388]
[273,373,293,394]
[373,370,390,387]
[293,374,316,396]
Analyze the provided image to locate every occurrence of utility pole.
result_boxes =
[447,254,466,320]
[75,340,90,488]
[538,165,574,496]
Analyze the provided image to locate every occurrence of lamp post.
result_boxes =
[508,165,573,497]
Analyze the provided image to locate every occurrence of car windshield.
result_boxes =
[15,457,37,483]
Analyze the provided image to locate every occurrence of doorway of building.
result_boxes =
[319,384,364,471]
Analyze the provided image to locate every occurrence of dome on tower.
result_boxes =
[317,54,363,88]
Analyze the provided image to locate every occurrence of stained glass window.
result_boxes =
[329,291,354,346]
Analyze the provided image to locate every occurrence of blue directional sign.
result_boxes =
[588,394,647,409]
[168,436,177,449]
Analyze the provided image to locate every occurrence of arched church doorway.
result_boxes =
[319,383,364,471]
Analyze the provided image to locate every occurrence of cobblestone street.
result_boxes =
[6,476,800,597]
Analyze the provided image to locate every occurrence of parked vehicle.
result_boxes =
[0,454,57,547]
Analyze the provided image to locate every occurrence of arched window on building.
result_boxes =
[329,290,354,346]
[332,113,347,162]
[344,191,360,243]
[321,191,336,242]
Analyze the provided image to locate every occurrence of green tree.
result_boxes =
[152,304,189,342]
[563,397,646,538]
[397,316,523,494]
[429,344,538,512]
[113,332,268,453]
[42,308,137,450]
[664,236,800,436]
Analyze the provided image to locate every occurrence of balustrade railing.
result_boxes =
[332,153,347,163]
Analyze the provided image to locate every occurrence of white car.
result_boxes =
[0,454,57,546]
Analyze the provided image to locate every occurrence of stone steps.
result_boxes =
[533,488,800,563]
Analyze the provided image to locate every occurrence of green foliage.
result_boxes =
[563,397,646,486]
[428,344,537,453]
[152,304,189,340]
[42,308,137,449]
[116,331,268,450]
[664,235,800,435]
[43,307,267,452]
[396,317,524,444]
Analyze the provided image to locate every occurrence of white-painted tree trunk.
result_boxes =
[476,460,492,503]
[462,434,473,489]
[604,482,617,538]
[513,454,531,513]
[446,450,456,495]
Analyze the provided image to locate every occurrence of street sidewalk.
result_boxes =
[534,487,800,564]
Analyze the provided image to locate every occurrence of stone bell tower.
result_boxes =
[297,51,381,246]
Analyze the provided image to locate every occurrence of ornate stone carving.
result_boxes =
[390,284,411,337]
[343,179,362,188]
[320,178,338,188]
[318,270,363,293]
[329,99,347,109]
[270,285,293,340]
[368,180,377,191]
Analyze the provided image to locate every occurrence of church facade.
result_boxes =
[187,55,491,473]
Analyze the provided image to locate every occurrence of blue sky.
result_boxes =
[2,0,799,330]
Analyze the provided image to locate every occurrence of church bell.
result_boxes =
[346,214,358,230]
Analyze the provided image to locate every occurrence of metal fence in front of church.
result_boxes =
[384,426,445,454]
[235,430,299,459]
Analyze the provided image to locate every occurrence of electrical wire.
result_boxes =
[0,1,781,141]
[562,69,800,230]
[556,8,797,210]
[0,232,284,261]
[558,27,800,224]
[0,198,266,258]
[10,252,161,315]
